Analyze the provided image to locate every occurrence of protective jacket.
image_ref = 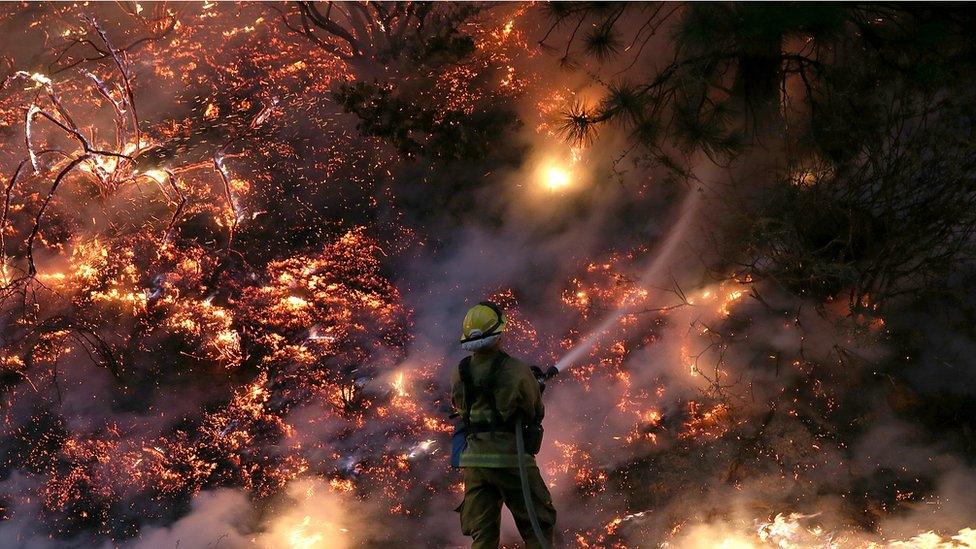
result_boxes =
[450,348,544,468]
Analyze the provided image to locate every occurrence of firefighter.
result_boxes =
[452,301,557,549]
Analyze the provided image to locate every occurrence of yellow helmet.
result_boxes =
[460,301,507,350]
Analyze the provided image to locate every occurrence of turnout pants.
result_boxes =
[458,466,557,549]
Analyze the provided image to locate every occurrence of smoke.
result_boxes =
[128,489,253,549]
[1,3,975,548]
[660,466,976,548]
[128,477,366,549]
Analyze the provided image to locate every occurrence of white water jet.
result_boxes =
[553,164,712,372]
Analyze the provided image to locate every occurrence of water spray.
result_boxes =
[510,185,704,549]
[553,187,702,373]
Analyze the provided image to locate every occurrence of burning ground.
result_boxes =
[1,2,976,548]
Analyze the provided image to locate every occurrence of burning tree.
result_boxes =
[0,2,522,545]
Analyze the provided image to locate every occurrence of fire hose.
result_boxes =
[516,416,551,549]
[516,365,559,549]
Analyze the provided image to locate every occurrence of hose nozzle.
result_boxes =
[530,365,559,393]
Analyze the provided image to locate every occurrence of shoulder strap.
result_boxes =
[459,353,511,430]
[458,356,474,423]
[486,352,508,430]
[488,352,508,380]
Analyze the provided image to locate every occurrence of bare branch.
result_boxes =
[25,156,89,277]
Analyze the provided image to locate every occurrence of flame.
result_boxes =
[259,479,356,549]
[392,371,409,397]
[286,515,325,549]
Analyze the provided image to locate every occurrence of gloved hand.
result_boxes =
[531,365,559,393]
[530,365,546,393]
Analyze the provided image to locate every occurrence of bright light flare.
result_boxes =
[531,147,583,195]
[541,164,573,191]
